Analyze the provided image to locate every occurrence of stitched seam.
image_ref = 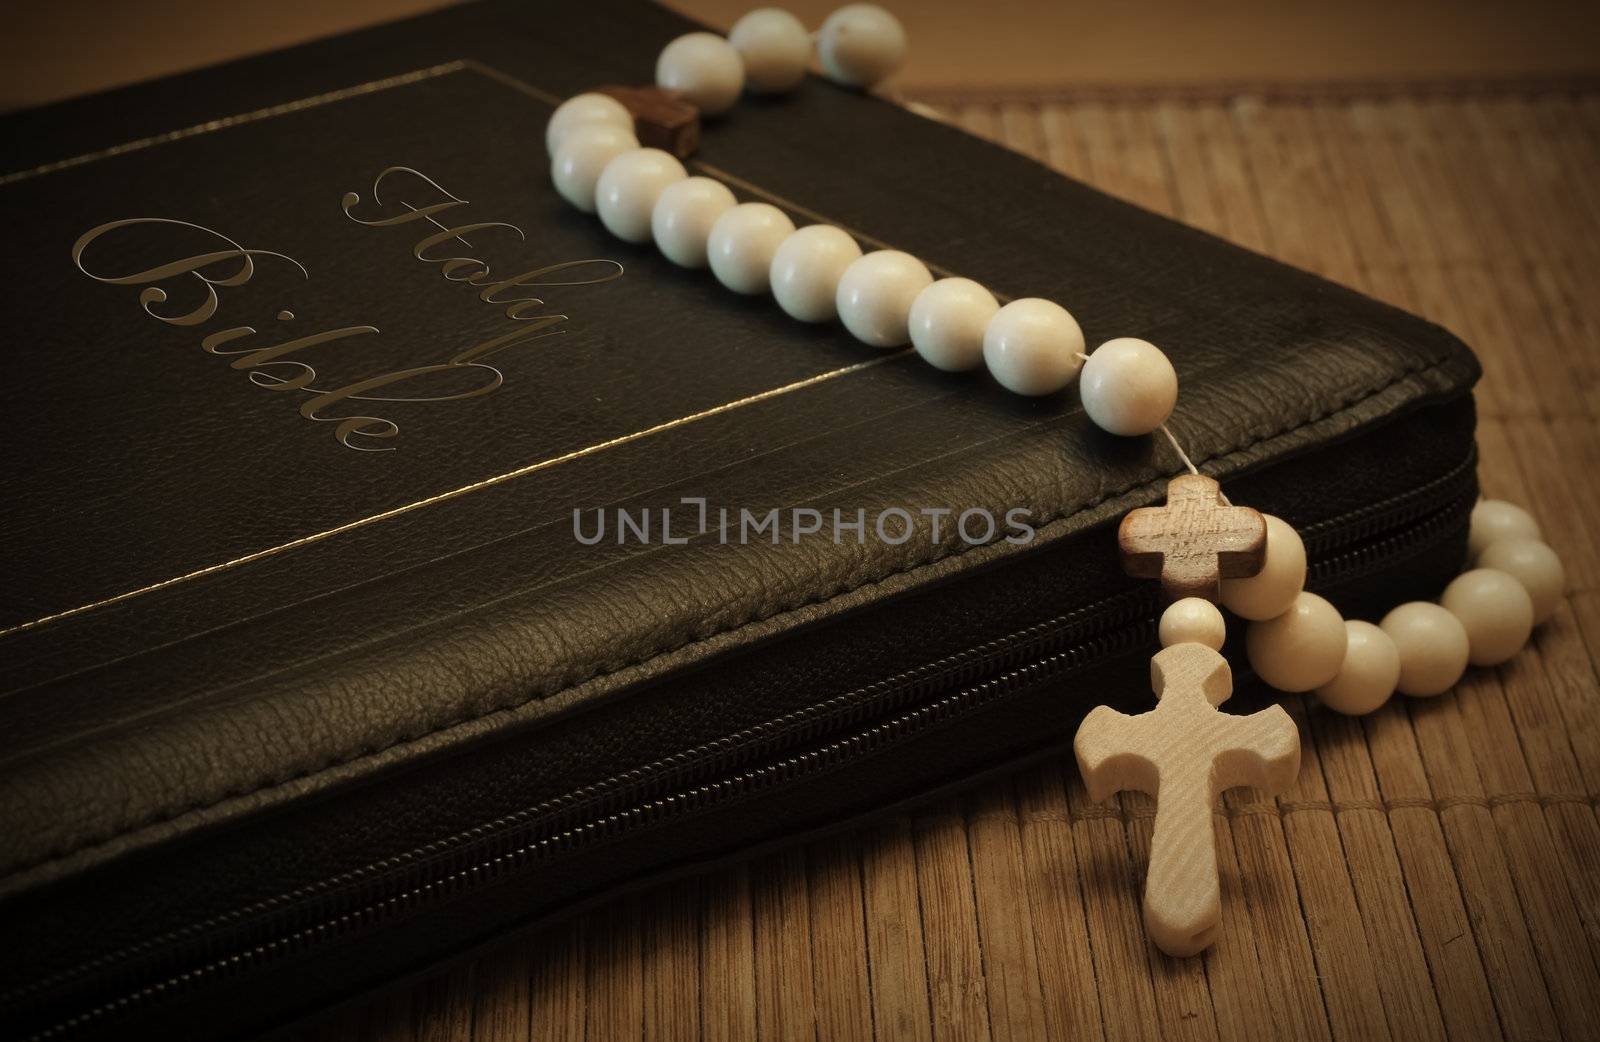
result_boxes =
[5,356,1456,881]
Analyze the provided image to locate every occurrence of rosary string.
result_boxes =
[1154,422,1230,504]
[1159,424,1204,479]
[1069,348,1214,503]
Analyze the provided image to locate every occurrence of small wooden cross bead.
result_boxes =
[597,85,701,158]
[1119,474,1268,602]
[1074,642,1300,956]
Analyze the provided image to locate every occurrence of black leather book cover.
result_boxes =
[0,2,1476,1035]
[0,0,1476,885]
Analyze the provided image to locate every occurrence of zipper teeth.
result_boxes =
[1298,446,1477,554]
[17,452,1478,1038]
[24,622,1149,1042]
[1308,484,1475,587]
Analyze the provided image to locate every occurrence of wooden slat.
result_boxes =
[325,86,1600,1042]
[805,835,875,1040]
[910,804,989,1040]
[1405,691,1563,1040]
[751,849,819,1042]
[1014,762,1109,1042]
[701,869,757,1042]
[862,817,936,1041]
[470,941,529,1042]
[642,880,700,1039]
[964,785,1051,1041]
[1066,777,1164,1042]
[413,965,475,1042]
[360,983,416,1042]
[1360,702,1505,1041]
[528,919,585,1040]
[585,899,643,1040]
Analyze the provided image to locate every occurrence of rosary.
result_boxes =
[543,4,1567,957]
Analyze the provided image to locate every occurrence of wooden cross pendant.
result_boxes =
[1118,474,1268,601]
[1074,643,1300,956]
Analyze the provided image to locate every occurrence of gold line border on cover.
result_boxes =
[0,59,927,638]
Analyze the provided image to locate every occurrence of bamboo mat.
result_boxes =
[306,87,1600,1042]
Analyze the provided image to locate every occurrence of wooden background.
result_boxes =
[7,1,1600,109]
[283,85,1600,1042]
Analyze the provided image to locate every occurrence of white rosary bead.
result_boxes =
[595,148,688,243]
[552,124,639,213]
[657,32,746,115]
[1467,498,1542,559]
[836,250,933,347]
[1245,591,1348,692]
[1158,597,1227,651]
[1078,337,1179,436]
[817,3,907,88]
[1315,621,1400,716]
[770,225,862,322]
[652,32,745,115]
[1475,539,1564,625]
[708,202,797,294]
[908,278,999,372]
[1219,515,1306,621]
[1440,568,1534,667]
[982,298,1085,396]
[729,8,813,94]
[545,92,633,155]
[1380,602,1469,696]
[651,176,737,268]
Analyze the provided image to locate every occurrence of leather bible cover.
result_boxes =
[0,1,1480,1038]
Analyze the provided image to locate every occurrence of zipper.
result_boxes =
[14,448,1477,1040]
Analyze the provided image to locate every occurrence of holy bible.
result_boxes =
[0,1,1479,1038]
